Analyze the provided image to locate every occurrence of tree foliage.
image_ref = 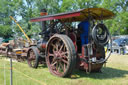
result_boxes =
[0,0,128,39]
[0,0,19,39]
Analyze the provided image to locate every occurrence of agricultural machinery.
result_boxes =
[0,8,115,77]
[26,8,115,77]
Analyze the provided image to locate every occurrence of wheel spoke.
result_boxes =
[28,58,32,61]
[49,53,55,57]
[31,60,35,66]
[29,56,35,60]
[63,45,66,51]
[56,39,62,51]
[55,62,59,72]
[51,43,55,48]
[51,65,56,70]
[59,44,64,51]
[57,64,61,72]
[62,59,68,64]
[51,61,57,66]
[61,52,68,56]
[55,43,59,51]
[60,62,64,72]
[51,44,56,51]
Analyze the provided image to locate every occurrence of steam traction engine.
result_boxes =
[27,8,114,77]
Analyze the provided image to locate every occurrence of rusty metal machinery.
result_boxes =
[1,16,32,61]
[0,8,115,77]
[26,8,115,77]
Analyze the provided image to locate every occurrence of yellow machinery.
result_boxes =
[9,16,31,43]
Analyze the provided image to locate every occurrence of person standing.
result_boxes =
[78,20,90,46]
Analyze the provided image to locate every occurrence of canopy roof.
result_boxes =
[30,8,115,22]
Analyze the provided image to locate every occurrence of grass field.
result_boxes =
[0,54,128,85]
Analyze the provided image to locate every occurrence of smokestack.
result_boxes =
[40,9,47,35]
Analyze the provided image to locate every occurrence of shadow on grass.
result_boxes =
[71,67,128,79]
[37,64,47,69]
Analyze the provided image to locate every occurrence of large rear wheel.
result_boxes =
[46,34,76,77]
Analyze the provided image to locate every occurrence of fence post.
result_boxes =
[10,57,13,85]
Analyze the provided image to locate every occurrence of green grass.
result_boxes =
[0,54,128,85]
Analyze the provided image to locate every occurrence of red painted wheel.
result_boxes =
[27,47,39,68]
[46,34,76,77]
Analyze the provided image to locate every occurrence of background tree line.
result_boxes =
[0,0,128,39]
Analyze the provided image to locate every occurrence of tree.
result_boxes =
[98,0,128,35]
[1,0,128,39]
[0,0,16,39]
[0,25,13,38]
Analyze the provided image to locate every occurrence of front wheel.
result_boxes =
[27,46,39,68]
[46,34,76,77]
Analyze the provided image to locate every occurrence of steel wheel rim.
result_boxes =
[47,37,70,76]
